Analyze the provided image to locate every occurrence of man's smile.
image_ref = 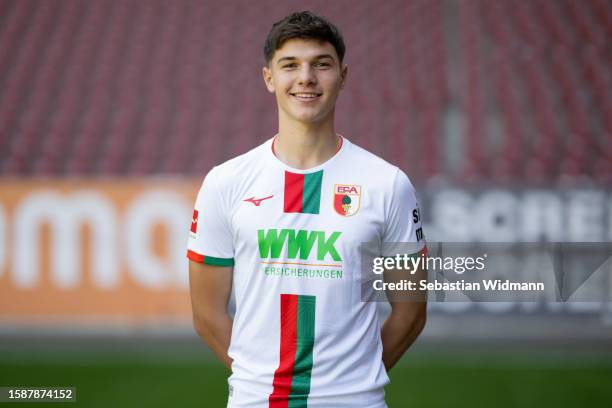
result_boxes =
[289,92,322,102]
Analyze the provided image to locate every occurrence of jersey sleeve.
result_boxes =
[380,168,426,257]
[187,167,235,266]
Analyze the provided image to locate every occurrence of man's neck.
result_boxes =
[274,115,340,170]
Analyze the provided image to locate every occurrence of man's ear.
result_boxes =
[262,66,275,93]
[340,64,348,90]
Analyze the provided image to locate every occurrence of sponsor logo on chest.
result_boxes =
[258,229,342,262]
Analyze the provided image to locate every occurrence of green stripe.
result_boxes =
[301,171,323,214]
[288,295,316,408]
[203,256,234,266]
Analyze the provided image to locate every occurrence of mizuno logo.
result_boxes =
[244,195,274,207]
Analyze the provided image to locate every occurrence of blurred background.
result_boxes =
[0,0,611,406]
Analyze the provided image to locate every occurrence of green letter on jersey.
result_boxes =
[316,231,342,261]
[287,229,318,260]
[258,229,289,258]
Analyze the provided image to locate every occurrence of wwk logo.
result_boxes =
[258,229,342,261]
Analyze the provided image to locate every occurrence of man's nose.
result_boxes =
[297,65,316,85]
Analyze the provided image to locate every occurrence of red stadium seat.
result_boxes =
[0,0,609,185]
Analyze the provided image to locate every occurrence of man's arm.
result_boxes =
[188,259,233,369]
[380,261,427,371]
[380,300,426,371]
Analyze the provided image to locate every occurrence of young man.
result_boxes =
[188,11,426,408]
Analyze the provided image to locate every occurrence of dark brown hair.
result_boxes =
[263,11,346,64]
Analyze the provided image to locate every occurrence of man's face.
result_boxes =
[263,38,347,125]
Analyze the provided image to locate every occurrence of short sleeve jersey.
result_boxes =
[187,137,425,408]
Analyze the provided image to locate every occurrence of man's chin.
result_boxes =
[283,109,331,125]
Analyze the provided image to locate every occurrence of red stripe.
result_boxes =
[284,171,304,213]
[187,249,204,263]
[420,246,428,257]
[335,135,343,154]
[269,294,299,408]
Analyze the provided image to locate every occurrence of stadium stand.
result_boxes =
[0,0,610,184]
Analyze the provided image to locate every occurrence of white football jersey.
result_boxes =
[187,136,425,408]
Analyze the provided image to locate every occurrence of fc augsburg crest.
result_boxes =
[333,184,361,216]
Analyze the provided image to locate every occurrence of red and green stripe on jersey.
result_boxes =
[269,294,316,408]
[186,250,234,266]
[284,171,323,214]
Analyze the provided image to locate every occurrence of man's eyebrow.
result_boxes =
[276,54,336,64]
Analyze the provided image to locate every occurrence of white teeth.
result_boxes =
[292,93,320,98]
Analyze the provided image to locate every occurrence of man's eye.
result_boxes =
[315,62,331,68]
[282,64,297,69]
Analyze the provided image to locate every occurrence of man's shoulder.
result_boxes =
[344,138,405,183]
[200,139,270,189]
[197,139,271,198]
